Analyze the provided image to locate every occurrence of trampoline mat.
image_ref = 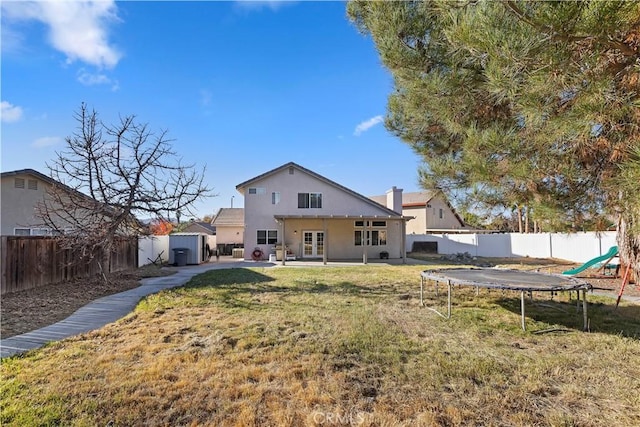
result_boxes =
[421,268,592,292]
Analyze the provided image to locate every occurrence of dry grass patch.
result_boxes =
[2,265,640,426]
[1,264,175,338]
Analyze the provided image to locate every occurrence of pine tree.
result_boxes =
[348,0,640,273]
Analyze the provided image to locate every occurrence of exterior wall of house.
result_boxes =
[215,226,244,245]
[1,174,50,235]
[242,166,404,260]
[265,217,404,260]
[425,196,464,230]
[405,205,427,234]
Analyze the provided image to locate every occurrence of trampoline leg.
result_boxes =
[447,280,452,319]
[582,289,588,332]
[420,277,424,307]
[520,291,526,331]
[435,280,439,297]
[576,290,581,313]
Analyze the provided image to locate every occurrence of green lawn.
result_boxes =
[2,265,639,426]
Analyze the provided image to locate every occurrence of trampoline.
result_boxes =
[420,268,593,331]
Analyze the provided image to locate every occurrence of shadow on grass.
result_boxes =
[494,295,640,338]
[182,268,399,310]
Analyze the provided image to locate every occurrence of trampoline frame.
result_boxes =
[420,268,593,331]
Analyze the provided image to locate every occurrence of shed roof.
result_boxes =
[182,221,216,235]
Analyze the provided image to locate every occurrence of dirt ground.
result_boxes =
[1,257,637,340]
[1,266,174,339]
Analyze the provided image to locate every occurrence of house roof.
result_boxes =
[2,168,64,187]
[211,208,244,227]
[1,168,100,206]
[369,190,466,227]
[182,221,216,235]
[369,190,437,207]
[1,168,142,227]
[236,162,404,218]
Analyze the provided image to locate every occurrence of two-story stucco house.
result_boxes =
[236,162,412,264]
[370,190,466,234]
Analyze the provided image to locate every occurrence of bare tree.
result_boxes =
[36,103,213,272]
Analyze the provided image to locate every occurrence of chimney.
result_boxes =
[386,186,403,214]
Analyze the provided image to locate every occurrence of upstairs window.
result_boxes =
[272,192,280,205]
[14,178,25,189]
[298,192,322,209]
[28,179,38,190]
[248,187,266,195]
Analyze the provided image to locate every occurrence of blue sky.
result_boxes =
[1,0,423,219]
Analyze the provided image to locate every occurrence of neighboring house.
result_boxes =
[1,168,140,237]
[370,189,466,234]
[236,162,412,263]
[1,169,65,235]
[211,208,244,254]
[181,220,216,235]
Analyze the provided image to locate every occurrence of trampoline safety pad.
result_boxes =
[420,268,593,331]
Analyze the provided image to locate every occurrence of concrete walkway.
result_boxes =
[0,260,273,359]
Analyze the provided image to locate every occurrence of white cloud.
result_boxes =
[77,68,119,90]
[234,1,295,12]
[0,24,25,54]
[353,115,384,136]
[1,101,24,123]
[2,0,121,69]
[32,136,62,148]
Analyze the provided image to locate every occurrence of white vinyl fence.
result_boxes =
[138,235,170,267]
[407,231,617,263]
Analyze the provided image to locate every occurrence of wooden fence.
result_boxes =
[1,236,138,295]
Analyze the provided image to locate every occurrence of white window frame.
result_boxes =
[354,220,387,227]
[354,221,387,246]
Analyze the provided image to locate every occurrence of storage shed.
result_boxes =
[168,233,214,265]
